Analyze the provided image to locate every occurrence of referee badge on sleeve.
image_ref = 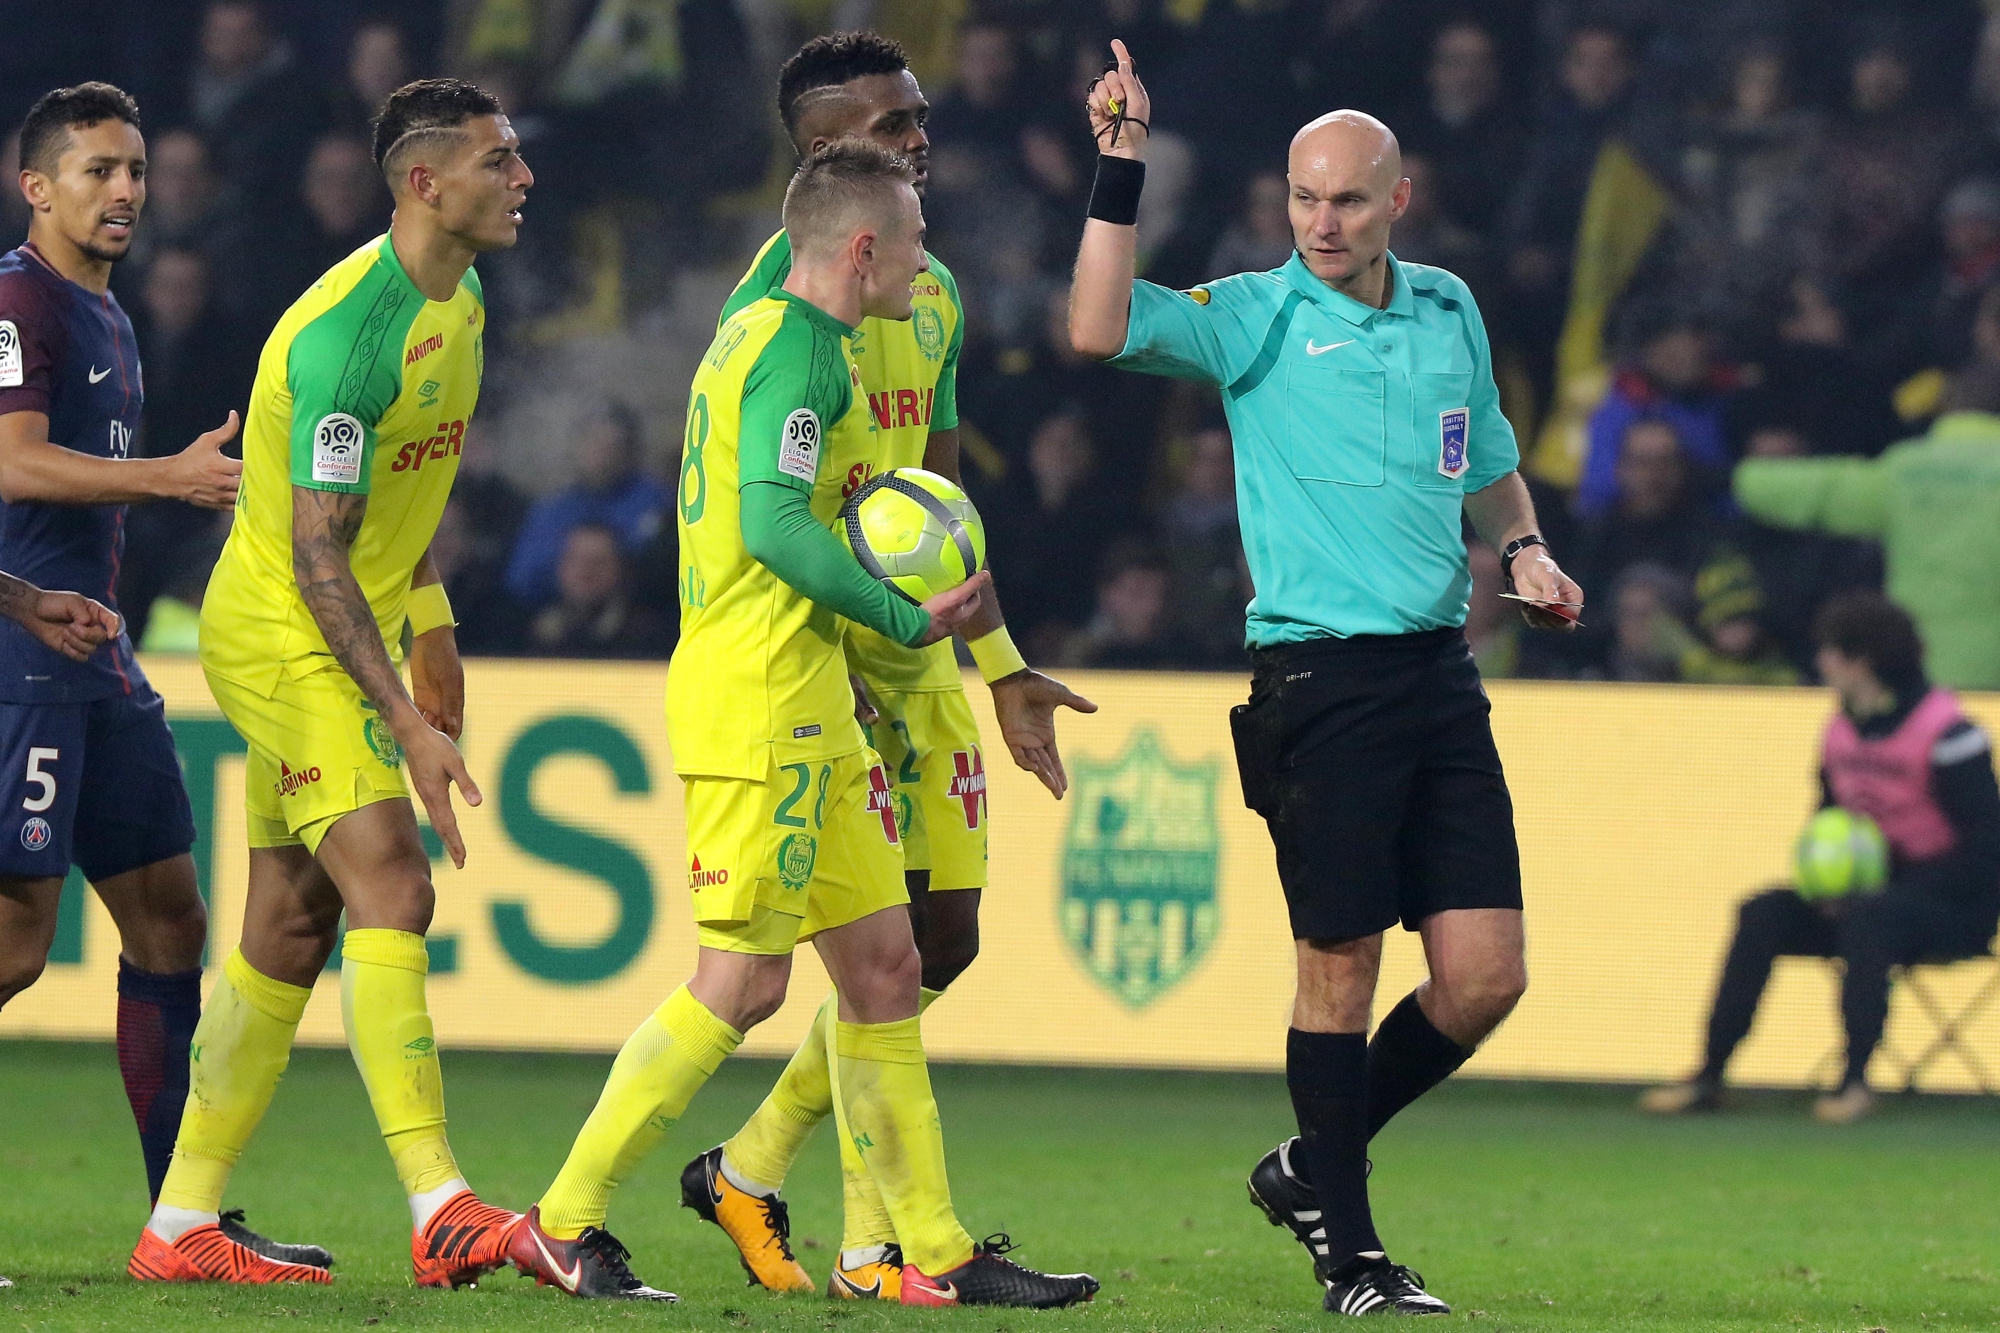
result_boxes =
[1437,407,1469,479]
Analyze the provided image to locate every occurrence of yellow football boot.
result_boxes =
[679,1145,816,1292]
[827,1244,902,1301]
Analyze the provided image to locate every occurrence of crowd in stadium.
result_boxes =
[5,0,1998,686]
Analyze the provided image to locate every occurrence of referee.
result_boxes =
[1068,42,1584,1318]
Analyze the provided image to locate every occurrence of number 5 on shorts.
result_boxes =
[23,746,58,812]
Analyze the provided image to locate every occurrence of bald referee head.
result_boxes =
[1287,111,1409,300]
[1066,39,1586,1317]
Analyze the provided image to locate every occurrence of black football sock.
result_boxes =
[116,959,203,1202]
[1286,1028,1380,1268]
[1365,991,1472,1138]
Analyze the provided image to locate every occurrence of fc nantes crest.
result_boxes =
[1060,729,1220,1006]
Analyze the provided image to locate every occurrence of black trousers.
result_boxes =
[1702,886,1992,1089]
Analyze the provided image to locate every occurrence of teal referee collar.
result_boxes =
[1280,250,1417,326]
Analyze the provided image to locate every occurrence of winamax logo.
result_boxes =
[1060,729,1220,1007]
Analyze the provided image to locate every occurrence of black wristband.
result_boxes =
[1087,154,1146,226]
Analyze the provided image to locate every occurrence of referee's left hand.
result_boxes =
[991,669,1098,799]
[1510,547,1584,632]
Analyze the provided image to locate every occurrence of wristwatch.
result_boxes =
[1500,534,1548,593]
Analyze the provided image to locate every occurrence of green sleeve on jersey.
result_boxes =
[930,254,965,430]
[737,308,851,494]
[741,481,931,646]
[1112,278,1254,385]
[1734,455,1893,538]
[285,268,420,494]
[719,231,794,329]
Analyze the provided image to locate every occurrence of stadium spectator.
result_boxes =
[1605,562,1693,683]
[1669,44,1825,322]
[1734,357,2000,690]
[1057,538,1181,670]
[429,496,522,658]
[184,0,326,222]
[330,19,413,132]
[1737,277,1905,458]
[1677,552,1799,686]
[1388,153,1489,296]
[526,523,674,659]
[1729,424,1885,674]
[1159,424,1247,668]
[1578,317,1736,517]
[1826,26,1974,358]
[120,247,253,641]
[1875,176,2000,378]
[988,408,1116,655]
[1502,23,1637,345]
[1206,171,1294,280]
[268,131,391,312]
[0,131,24,242]
[1575,418,1728,587]
[504,404,669,608]
[960,288,1163,500]
[1393,19,1524,236]
[1642,594,2000,1123]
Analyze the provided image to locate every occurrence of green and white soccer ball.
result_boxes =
[1794,807,1889,901]
[840,467,987,604]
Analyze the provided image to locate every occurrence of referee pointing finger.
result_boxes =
[1069,41,1583,1319]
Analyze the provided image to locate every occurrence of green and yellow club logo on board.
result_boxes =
[1060,729,1221,1007]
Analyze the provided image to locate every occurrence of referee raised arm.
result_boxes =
[1068,41,1583,1318]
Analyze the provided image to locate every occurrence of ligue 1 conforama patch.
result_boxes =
[1438,407,1470,479]
[0,320,22,387]
[778,408,821,482]
[312,412,365,485]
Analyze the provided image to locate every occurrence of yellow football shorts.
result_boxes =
[863,685,989,891]
[685,746,908,955]
[203,662,412,854]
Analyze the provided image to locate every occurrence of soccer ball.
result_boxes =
[840,468,986,604]
[1794,807,1889,900]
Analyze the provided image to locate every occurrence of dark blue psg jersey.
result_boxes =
[0,243,145,702]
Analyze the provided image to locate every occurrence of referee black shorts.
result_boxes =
[1231,627,1522,942]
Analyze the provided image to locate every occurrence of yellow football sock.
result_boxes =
[829,1011,974,1275]
[340,928,462,1199]
[723,992,834,1191]
[156,949,310,1213]
[538,986,742,1239]
[837,987,945,1250]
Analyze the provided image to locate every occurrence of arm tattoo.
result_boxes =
[292,486,413,722]
[0,571,32,624]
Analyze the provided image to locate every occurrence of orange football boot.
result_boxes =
[411,1189,523,1288]
[679,1145,816,1292]
[827,1244,903,1300]
[128,1223,332,1284]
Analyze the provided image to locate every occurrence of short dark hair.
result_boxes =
[370,78,503,176]
[19,82,142,176]
[1814,592,1924,682]
[781,139,917,256]
[777,31,909,144]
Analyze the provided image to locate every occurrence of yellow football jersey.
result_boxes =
[666,291,883,779]
[721,230,965,692]
[201,235,482,695]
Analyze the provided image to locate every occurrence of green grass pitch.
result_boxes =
[2,1040,1997,1331]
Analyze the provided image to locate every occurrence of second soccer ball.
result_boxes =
[840,467,987,604]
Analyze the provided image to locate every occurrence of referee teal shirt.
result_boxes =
[1112,251,1518,647]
